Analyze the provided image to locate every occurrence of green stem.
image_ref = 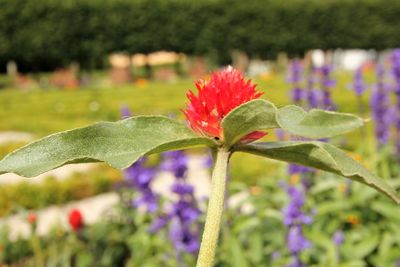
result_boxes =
[196,147,230,267]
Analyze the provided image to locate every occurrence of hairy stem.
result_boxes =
[196,147,230,267]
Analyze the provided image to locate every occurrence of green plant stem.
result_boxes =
[196,147,230,267]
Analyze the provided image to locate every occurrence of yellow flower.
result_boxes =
[290,174,300,185]
[338,183,347,193]
[250,186,262,196]
[346,214,360,226]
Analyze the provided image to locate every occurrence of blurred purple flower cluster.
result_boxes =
[332,230,344,246]
[287,60,337,110]
[370,64,392,146]
[306,67,320,109]
[281,183,312,267]
[287,59,304,103]
[120,107,203,259]
[350,67,367,97]
[392,49,400,153]
[320,64,336,110]
[151,151,201,256]
[124,157,159,213]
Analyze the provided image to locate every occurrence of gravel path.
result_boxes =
[0,131,34,144]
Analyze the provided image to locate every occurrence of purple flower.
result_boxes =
[287,60,304,104]
[392,49,400,91]
[152,150,201,256]
[370,64,391,146]
[319,65,336,110]
[305,67,321,109]
[291,87,304,103]
[169,218,200,254]
[276,129,286,141]
[332,230,344,246]
[350,68,367,96]
[160,151,188,179]
[288,164,312,176]
[391,49,400,153]
[281,183,312,267]
[320,65,336,88]
[287,225,311,254]
[307,89,320,109]
[282,186,313,226]
[120,105,132,118]
[287,59,303,84]
[124,157,159,213]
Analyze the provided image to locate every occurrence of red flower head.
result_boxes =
[68,209,84,231]
[27,212,37,224]
[183,66,266,142]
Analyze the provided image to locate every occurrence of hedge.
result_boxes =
[1,0,400,71]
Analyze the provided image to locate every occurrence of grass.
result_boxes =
[0,70,379,184]
[0,71,369,136]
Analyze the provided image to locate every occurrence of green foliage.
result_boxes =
[0,94,398,202]
[0,116,213,177]
[2,172,399,266]
[1,0,400,70]
[222,99,278,147]
[276,105,364,138]
[0,166,121,216]
[236,141,400,204]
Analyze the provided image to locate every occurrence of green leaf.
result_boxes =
[276,105,364,138]
[236,141,400,204]
[0,116,214,177]
[222,99,279,147]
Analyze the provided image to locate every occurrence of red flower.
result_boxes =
[27,212,37,224]
[68,209,84,231]
[183,66,266,142]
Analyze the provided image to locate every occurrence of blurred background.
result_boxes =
[0,0,400,266]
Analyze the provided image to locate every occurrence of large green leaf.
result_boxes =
[276,105,364,138]
[221,99,279,147]
[235,141,400,204]
[0,116,214,177]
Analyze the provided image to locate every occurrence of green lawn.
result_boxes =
[0,71,379,184]
[0,71,367,136]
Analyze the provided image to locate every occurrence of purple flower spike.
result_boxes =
[120,105,132,118]
[319,64,337,110]
[287,60,304,104]
[287,225,311,254]
[370,64,391,146]
[281,182,313,267]
[124,157,159,213]
[152,150,202,256]
[332,230,344,246]
[391,49,400,154]
[161,151,188,179]
[282,186,313,226]
[287,59,303,84]
[351,68,367,96]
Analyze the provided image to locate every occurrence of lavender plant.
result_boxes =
[281,183,312,267]
[287,59,304,104]
[370,64,391,146]
[150,150,201,265]
[391,49,400,154]
[0,67,399,267]
[124,157,159,213]
[320,65,336,110]
[350,67,367,115]
[306,67,320,109]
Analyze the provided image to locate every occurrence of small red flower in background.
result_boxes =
[68,209,84,231]
[27,212,37,224]
[183,66,266,142]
